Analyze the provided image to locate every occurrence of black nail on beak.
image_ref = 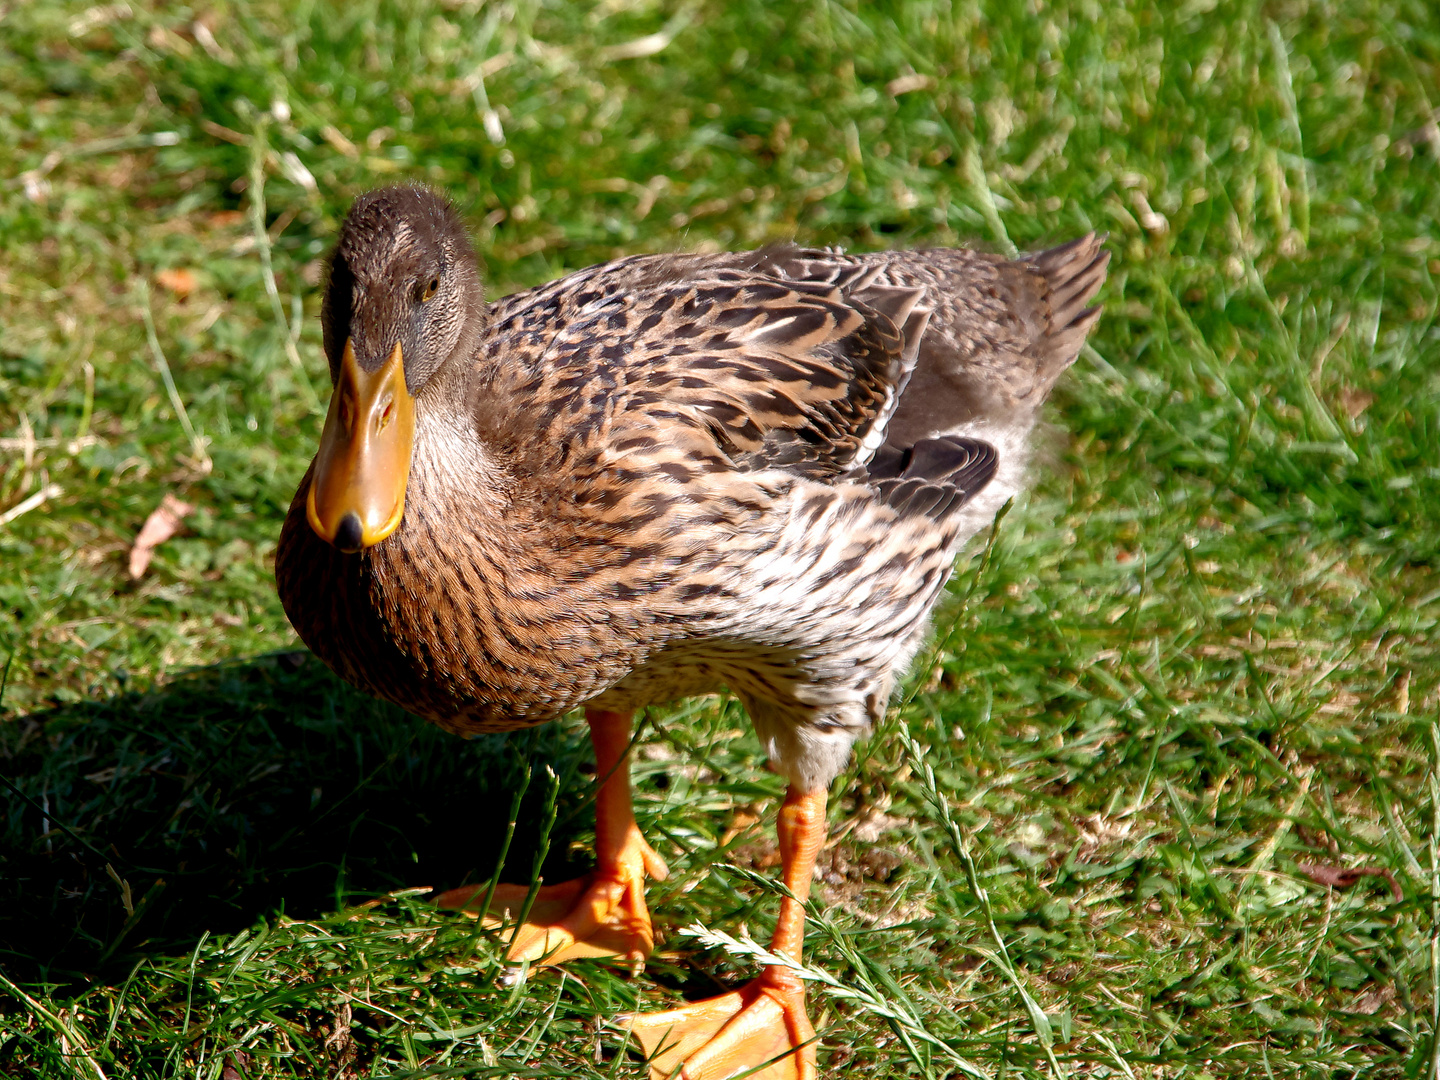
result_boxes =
[334,512,365,553]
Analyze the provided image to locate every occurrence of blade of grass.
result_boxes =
[463,756,533,960]
[138,280,212,474]
[246,120,321,414]
[677,922,988,1080]
[0,971,108,1080]
[897,727,1061,1073]
[507,764,562,959]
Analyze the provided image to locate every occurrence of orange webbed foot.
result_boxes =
[628,969,818,1080]
[435,826,668,965]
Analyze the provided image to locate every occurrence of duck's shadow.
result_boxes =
[0,651,594,982]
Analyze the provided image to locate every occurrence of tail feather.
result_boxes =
[1019,233,1110,405]
[853,234,1108,548]
[1033,233,1110,333]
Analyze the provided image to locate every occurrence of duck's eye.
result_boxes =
[419,277,440,302]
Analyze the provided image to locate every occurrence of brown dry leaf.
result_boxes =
[1349,985,1395,1016]
[1337,387,1376,420]
[155,267,197,300]
[129,493,195,579]
[886,73,934,96]
[720,808,762,848]
[321,124,360,158]
[851,808,911,843]
[1296,861,1402,902]
[207,209,246,228]
[324,1002,357,1079]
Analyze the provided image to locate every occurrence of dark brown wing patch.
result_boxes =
[867,436,998,522]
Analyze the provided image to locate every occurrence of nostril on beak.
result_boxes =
[334,512,365,553]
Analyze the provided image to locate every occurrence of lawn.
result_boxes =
[1,0,1438,1076]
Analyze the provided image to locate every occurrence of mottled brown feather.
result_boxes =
[276,188,1108,786]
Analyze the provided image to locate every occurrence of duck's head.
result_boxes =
[307,186,484,553]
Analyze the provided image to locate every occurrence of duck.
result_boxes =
[275,184,1108,1080]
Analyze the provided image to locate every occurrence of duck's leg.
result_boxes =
[435,708,669,965]
[628,784,825,1080]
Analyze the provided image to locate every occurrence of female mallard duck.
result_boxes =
[276,185,1107,1079]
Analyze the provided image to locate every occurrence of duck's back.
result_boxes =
[479,233,1107,466]
[800,236,1108,440]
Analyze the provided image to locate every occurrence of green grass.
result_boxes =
[2,0,1439,1076]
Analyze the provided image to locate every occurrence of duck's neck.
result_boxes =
[355,375,643,729]
[397,372,515,555]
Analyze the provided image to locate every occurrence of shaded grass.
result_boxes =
[1,0,1439,1076]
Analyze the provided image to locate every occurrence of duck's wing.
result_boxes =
[478,238,1105,527]
[482,250,937,484]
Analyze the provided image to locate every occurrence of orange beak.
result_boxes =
[306,338,415,552]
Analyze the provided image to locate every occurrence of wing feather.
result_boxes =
[473,238,1104,530]
[486,253,926,482]
[868,436,998,522]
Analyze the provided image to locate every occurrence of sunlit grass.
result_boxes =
[1,0,1438,1076]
